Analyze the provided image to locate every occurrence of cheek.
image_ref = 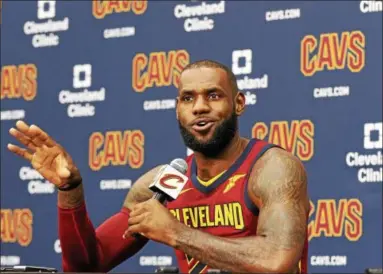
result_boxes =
[212,102,233,118]
[177,108,190,124]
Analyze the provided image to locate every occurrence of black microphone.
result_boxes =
[0,265,58,272]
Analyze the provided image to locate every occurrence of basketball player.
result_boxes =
[7,60,309,273]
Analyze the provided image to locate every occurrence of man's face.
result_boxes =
[176,67,244,157]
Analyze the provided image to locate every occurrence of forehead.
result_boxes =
[179,67,231,93]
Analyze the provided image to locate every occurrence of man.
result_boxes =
[7,60,309,273]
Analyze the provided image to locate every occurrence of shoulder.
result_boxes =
[123,165,165,210]
[247,147,308,208]
[254,146,306,176]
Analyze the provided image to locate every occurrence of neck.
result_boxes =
[193,134,249,181]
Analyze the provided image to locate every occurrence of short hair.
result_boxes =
[181,59,239,95]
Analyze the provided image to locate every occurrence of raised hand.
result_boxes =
[7,120,82,189]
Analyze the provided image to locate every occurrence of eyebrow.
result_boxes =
[179,86,226,94]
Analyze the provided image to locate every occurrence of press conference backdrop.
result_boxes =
[1,0,382,273]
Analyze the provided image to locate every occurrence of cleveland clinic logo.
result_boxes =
[360,0,382,13]
[19,166,55,195]
[58,64,106,118]
[23,0,69,48]
[364,123,382,149]
[346,122,382,183]
[173,1,225,32]
[232,49,269,105]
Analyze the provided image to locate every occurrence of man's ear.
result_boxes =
[235,92,246,116]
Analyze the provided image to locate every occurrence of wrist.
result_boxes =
[57,182,85,209]
[57,179,82,191]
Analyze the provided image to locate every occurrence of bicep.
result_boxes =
[256,197,307,251]
[250,148,309,266]
[255,198,308,273]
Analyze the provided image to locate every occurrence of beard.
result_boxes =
[178,112,238,158]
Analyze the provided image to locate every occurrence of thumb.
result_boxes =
[58,166,71,178]
[56,155,71,178]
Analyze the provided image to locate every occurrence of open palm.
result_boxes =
[7,121,81,188]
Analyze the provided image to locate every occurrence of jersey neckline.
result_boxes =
[190,139,257,194]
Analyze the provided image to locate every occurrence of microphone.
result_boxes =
[133,158,188,239]
[148,158,189,204]
[0,265,58,272]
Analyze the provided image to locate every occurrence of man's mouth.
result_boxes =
[192,120,215,132]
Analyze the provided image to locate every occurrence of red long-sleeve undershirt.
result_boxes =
[58,202,148,272]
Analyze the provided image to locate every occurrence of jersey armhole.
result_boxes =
[244,143,281,216]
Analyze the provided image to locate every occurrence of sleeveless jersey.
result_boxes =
[166,139,308,274]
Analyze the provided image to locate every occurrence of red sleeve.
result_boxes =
[58,202,148,272]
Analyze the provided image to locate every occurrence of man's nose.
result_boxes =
[192,96,210,115]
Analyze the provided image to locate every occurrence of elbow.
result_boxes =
[250,264,293,274]
[267,264,294,274]
[264,257,298,273]
[247,257,297,274]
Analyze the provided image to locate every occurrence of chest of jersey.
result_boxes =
[167,171,258,238]
[164,140,309,274]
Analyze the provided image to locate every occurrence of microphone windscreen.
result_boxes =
[170,158,188,174]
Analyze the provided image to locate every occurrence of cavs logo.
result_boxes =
[252,120,314,161]
[308,199,363,242]
[93,0,148,19]
[159,174,185,189]
[132,50,190,92]
[0,209,33,247]
[301,30,365,76]
[1,64,38,101]
[89,130,144,171]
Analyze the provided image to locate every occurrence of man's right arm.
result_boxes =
[7,121,162,272]
[58,165,164,272]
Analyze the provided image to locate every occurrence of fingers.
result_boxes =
[9,128,37,152]
[130,204,149,217]
[14,120,43,147]
[128,214,146,226]
[7,144,33,161]
[123,224,144,239]
[29,124,57,147]
[14,120,56,148]
[125,206,148,239]
[15,120,30,132]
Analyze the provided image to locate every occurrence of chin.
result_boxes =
[192,132,215,143]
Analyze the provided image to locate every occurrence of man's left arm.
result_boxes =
[169,148,309,273]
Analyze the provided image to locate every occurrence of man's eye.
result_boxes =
[208,93,219,99]
[182,95,193,101]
